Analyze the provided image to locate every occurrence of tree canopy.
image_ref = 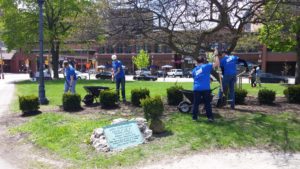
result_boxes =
[133,49,150,70]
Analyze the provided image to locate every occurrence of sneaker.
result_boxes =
[192,118,199,122]
[207,118,215,123]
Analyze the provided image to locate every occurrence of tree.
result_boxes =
[0,0,89,79]
[108,0,266,56]
[133,49,150,70]
[258,2,300,84]
[107,0,267,81]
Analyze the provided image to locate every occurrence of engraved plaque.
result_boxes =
[103,121,144,150]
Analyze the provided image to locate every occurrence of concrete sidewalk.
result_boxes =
[0,73,29,169]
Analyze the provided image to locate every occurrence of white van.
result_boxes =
[167,69,183,77]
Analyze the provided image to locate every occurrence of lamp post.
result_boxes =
[37,0,48,104]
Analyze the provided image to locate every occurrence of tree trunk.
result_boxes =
[51,40,60,79]
[295,30,300,84]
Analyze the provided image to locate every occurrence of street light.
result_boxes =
[37,0,48,104]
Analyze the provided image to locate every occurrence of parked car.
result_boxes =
[135,68,151,75]
[183,69,192,78]
[259,73,288,83]
[156,70,166,77]
[75,71,88,80]
[35,69,52,80]
[133,74,158,81]
[95,72,112,80]
[167,69,183,77]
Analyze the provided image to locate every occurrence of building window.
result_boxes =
[99,46,105,54]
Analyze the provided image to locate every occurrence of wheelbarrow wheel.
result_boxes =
[178,101,192,113]
[82,94,94,106]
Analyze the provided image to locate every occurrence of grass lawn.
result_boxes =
[10,79,298,168]
[12,111,300,169]
[14,79,287,109]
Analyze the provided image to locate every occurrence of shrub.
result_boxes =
[141,96,165,134]
[284,85,300,104]
[131,88,150,106]
[100,90,117,108]
[62,93,81,111]
[235,88,248,104]
[167,85,183,105]
[19,95,39,113]
[258,89,276,104]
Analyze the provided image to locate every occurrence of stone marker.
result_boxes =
[91,118,152,152]
[104,121,144,150]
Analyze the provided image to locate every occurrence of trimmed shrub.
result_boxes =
[167,85,183,105]
[258,89,276,105]
[100,90,117,108]
[235,88,248,104]
[141,96,165,134]
[62,93,81,111]
[19,95,39,113]
[131,88,150,106]
[284,85,300,104]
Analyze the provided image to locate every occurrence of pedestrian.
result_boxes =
[256,65,262,87]
[63,60,77,94]
[249,67,257,87]
[192,53,220,122]
[111,54,126,102]
[217,51,249,109]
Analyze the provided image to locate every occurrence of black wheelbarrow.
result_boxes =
[82,86,109,105]
[177,87,218,113]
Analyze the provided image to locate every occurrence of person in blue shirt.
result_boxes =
[192,54,219,122]
[63,60,77,94]
[112,54,126,102]
[217,51,248,109]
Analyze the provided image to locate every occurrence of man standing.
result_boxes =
[192,54,219,122]
[217,51,248,109]
[112,54,126,102]
[256,65,262,87]
[63,60,77,94]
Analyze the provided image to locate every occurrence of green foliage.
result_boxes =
[167,85,183,105]
[19,95,40,113]
[235,88,248,105]
[258,89,276,105]
[132,49,150,70]
[284,85,300,104]
[131,88,150,106]
[62,93,81,111]
[99,90,117,108]
[141,96,164,121]
[235,33,260,52]
[258,3,299,52]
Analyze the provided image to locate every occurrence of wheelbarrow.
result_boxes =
[82,86,109,105]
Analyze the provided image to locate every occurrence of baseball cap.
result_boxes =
[111,54,117,60]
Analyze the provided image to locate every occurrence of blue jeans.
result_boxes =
[192,90,214,120]
[218,74,236,108]
[116,77,126,101]
[64,80,77,94]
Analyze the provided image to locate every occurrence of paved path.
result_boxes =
[0,74,29,169]
[138,150,300,169]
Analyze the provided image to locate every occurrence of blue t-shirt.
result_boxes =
[65,65,77,81]
[192,63,213,91]
[112,60,125,79]
[220,55,239,75]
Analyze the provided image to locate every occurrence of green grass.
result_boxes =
[14,79,287,110]
[12,112,300,169]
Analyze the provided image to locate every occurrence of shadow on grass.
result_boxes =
[152,130,174,138]
[170,112,300,152]
[21,110,42,117]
